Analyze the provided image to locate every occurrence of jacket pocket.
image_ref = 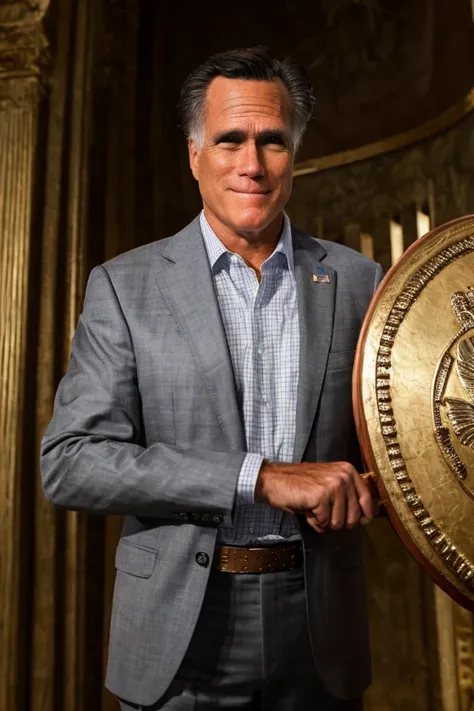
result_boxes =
[115,538,157,578]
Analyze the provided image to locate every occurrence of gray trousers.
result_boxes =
[119,565,363,710]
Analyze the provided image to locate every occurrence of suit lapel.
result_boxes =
[152,219,336,461]
[292,228,336,462]
[153,218,245,452]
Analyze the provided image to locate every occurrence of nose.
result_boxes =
[238,140,263,179]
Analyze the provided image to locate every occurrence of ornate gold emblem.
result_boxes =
[434,288,474,494]
[355,217,474,610]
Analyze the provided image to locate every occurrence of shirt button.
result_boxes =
[195,552,210,568]
[249,528,254,534]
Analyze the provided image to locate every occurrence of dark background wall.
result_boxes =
[134,0,474,238]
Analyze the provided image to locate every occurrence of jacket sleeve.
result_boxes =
[40,265,245,526]
[373,262,384,295]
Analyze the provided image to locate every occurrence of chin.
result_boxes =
[228,207,278,235]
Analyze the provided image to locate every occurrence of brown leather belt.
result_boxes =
[213,542,303,574]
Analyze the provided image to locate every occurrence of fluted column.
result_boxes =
[32,0,102,708]
[0,2,49,709]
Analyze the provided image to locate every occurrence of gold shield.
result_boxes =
[354,215,474,611]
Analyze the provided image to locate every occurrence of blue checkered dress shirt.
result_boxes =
[200,211,301,545]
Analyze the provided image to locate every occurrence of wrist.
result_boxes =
[255,459,279,503]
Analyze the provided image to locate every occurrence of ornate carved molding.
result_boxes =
[0,1,50,109]
[294,85,474,178]
[290,109,474,237]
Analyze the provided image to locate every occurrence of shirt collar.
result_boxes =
[199,210,295,277]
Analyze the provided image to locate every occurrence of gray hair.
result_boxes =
[179,46,315,151]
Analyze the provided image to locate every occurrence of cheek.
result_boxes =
[199,152,233,181]
[271,168,293,199]
[268,155,293,187]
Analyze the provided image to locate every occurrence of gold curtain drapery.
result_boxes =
[0,1,139,709]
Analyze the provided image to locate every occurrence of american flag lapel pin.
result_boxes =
[312,267,330,283]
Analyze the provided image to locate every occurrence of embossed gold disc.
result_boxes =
[354,215,474,611]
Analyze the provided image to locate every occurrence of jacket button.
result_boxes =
[195,552,209,568]
[174,512,188,522]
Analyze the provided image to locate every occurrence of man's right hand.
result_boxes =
[254,460,374,533]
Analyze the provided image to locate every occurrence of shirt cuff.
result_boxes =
[235,453,265,506]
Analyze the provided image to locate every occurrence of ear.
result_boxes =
[188,138,200,181]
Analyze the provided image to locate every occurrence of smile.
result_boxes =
[230,189,271,195]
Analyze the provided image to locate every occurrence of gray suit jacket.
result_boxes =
[41,217,383,706]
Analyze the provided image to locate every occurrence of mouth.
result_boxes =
[230,189,271,196]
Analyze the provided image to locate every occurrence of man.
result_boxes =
[41,47,383,710]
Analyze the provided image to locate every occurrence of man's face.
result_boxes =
[188,77,295,238]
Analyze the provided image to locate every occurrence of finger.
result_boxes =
[312,492,330,528]
[352,470,375,521]
[329,479,346,531]
[305,512,325,533]
[280,505,326,533]
[344,474,361,529]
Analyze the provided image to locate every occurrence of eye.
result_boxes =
[265,135,284,145]
[260,132,288,148]
[216,131,244,145]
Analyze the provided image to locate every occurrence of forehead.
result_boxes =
[204,77,291,130]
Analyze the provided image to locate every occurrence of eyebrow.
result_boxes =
[212,128,290,144]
